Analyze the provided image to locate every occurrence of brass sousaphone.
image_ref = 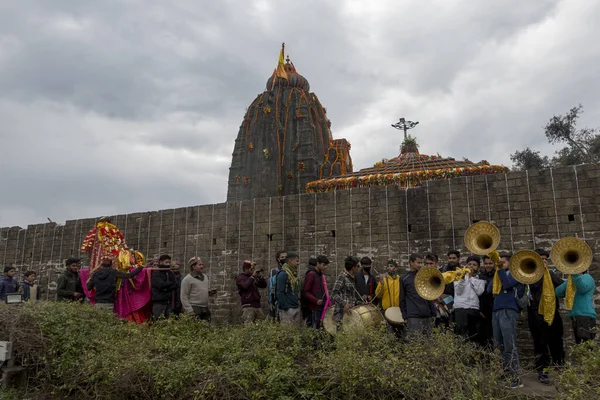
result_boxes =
[551,237,593,275]
[464,221,501,256]
[509,250,545,284]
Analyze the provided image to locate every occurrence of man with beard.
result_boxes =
[527,249,565,385]
[477,255,496,347]
[301,255,330,329]
[268,250,287,320]
[355,257,378,303]
[276,253,302,324]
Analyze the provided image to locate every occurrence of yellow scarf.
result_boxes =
[282,263,299,291]
[537,268,556,325]
[488,251,503,295]
[565,275,576,310]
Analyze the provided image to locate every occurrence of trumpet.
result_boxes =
[415,266,472,301]
[551,237,592,275]
[509,250,545,284]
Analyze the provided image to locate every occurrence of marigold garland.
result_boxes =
[306,164,510,193]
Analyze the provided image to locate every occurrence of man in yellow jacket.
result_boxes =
[376,260,402,336]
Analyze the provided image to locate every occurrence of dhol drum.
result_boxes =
[384,306,406,326]
[323,304,385,335]
[344,304,385,331]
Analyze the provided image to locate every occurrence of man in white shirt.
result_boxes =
[453,256,486,342]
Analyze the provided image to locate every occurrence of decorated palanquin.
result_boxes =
[81,219,127,275]
[80,219,152,323]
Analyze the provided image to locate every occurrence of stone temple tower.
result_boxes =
[227,44,352,201]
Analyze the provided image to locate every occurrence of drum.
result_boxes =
[384,306,405,326]
[322,307,337,336]
[344,304,385,331]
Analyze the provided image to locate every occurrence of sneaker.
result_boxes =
[538,372,550,385]
[509,379,524,389]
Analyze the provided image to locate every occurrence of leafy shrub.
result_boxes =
[0,303,533,399]
[555,341,600,399]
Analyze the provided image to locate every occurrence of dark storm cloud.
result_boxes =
[1,0,600,227]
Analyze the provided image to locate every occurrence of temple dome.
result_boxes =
[265,57,310,91]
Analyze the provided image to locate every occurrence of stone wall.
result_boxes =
[1,165,599,333]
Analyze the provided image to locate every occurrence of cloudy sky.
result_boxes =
[1,0,599,228]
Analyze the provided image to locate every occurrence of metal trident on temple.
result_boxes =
[391,117,419,139]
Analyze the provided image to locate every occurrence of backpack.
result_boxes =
[514,284,530,310]
[269,269,285,306]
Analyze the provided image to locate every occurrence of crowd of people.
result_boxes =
[1,247,597,390]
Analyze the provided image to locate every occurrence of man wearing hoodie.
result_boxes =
[0,266,20,301]
[56,258,84,302]
[302,255,330,329]
[487,253,524,389]
[556,271,596,344]
[236,260,267,323]
[86,257,144,311]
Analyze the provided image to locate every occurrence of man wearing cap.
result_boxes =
[301,255,330,329]
[181,257,217,322]
[355,257,378,304]
[236,260,267,324]
[152,255,179,319]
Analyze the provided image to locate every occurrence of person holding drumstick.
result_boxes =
[376,260,403,336]
[331,256,362,331]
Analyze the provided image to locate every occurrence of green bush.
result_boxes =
[0,302,548,399]
[555,341,600,399]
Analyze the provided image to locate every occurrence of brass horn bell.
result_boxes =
[464,221,501,255]
[550,237,592,275]
[414,267,471,301]
[509,250,545,284]
[415,267,446,301]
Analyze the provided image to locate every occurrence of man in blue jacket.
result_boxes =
[556,271,596,344]
[276,253,301,324]
[488,252,524,389]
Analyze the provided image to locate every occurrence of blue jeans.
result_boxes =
[492,309,520,376]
